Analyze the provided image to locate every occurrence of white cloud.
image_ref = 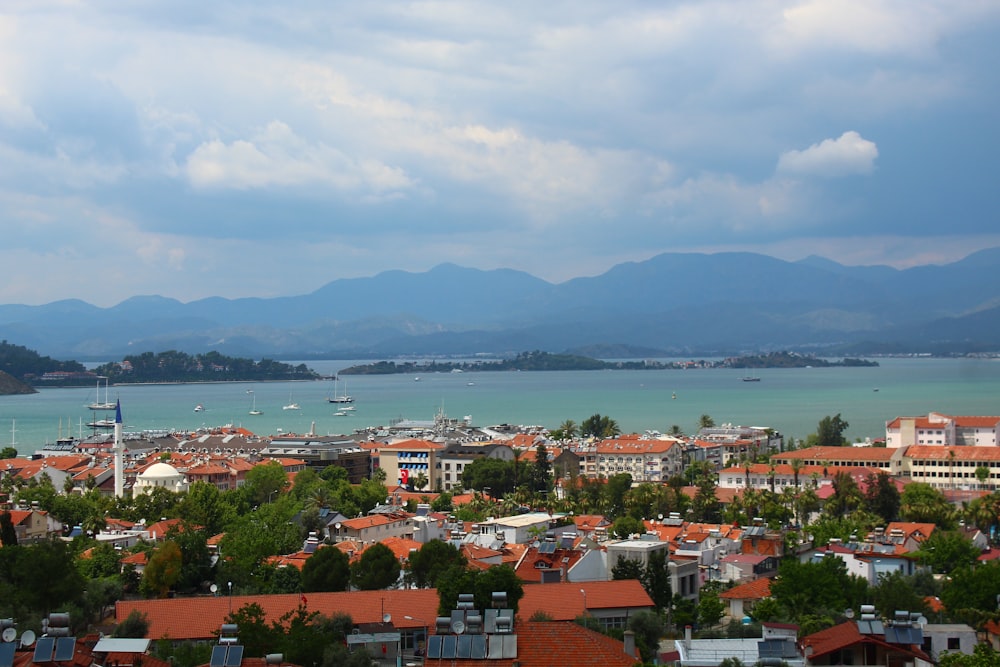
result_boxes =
[185,121,415,195]
[776,131,878,178]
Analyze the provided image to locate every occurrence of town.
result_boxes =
[0,408,997,667]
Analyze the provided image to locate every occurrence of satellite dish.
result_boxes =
[382,613,391,624]
[20,630,35,647]
[451,620,465,635]
[335,522,341,530]
[917,616,928,628]
[2,628,15,643]
[210,584,218,594]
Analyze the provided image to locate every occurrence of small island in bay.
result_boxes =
[339,350,878,375]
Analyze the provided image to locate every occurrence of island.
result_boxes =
[339,350,878,375]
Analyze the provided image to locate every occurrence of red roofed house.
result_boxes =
[800,620,931,667]
[331,511,413,544]
[719,576,771,620]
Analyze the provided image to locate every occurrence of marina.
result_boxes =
[1,357,998,455]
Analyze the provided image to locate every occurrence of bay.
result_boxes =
[0,357,998,455]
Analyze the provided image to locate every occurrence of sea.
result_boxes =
[0,357,998,456]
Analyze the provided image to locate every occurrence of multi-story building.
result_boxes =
[592,435,685,482]
[378,438,444,489]
[885,412,1000,448]
[436,442,515,492]
[899,445,1000,490]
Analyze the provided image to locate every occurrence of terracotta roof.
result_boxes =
[440,620,638,667]
[771,446,895,462]
[801,621,930,662]
[116,580,653,641]
[719,577,771,600]
[381,439,445,451]
[906,445,1000,461]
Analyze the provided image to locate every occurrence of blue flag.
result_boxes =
[115,399,122,424]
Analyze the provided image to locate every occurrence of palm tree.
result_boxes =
[557,420,578,440]
[412,472,429,491]
[791,458,803,489]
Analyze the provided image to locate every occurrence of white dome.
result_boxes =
[140,462,183,480]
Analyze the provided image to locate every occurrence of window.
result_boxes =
[948,637,960,650]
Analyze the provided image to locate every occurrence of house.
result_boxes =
[331,510,413,544]
[377,439,444,490]
[6,508,62,542]
[799,616,932,667]
[605,538,700,602]
[719,577,771,621]
[436,443,515,493]
[674,622,803,667]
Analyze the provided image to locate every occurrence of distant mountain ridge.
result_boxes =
[3,249,1000,359]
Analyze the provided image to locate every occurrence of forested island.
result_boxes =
[0,341,320,388]
[340,350,878,375]
[92,351,320,383]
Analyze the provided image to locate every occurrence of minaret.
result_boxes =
[114,399,124,498]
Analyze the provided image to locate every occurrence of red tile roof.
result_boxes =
[719,577,771,600]
[116,581,653,640]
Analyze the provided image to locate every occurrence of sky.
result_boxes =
[2,1,999,307]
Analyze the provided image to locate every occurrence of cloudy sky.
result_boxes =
[2,1,999,306]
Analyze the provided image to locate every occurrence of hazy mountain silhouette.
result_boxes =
[3,249,1000,359]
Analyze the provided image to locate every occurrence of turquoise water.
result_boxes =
[0,357,998,454]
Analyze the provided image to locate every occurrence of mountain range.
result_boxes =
[4,249,1000,360]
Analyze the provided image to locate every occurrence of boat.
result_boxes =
[742,376,761,382]
[338,405,356,412]
[248,390,262,415]
[414,376,421,382]
[87,377,116,411]
[327,378,354,404]
[671,392,677,400]
[282,394,301,410]
[86,418,115,429]
[334,410,352,416]
[194,404,204,413]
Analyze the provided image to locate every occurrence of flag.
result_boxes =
[301,594,307,606]
[115,399,122,424]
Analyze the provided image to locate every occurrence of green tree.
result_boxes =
[769,555,869,624]
[530,444,552,493]
[863,471,901,522]
[461,458,516,497]
[301,546,351,592]
[437,564,524,616]
[813,413,850,447]
[698,414,716,430]
[900,482,956,528]
[823,471,864,518]
[580,414,620,439]
[939,642,1000,667]
[697,588,726,629]
[0,512,17,547]
[350,543,401,590]
[113,610,150,638]
[243,461,289,507]
[406,540,467,589]
[141,541,183,599]
[871,571,929,620]
[916,530,982,574]
[610,515,644,539]
[627,610,665,663]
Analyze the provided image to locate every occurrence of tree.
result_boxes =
[863,472,901,523]
[350,543,401,590]
[627,610,665,663]
[580,414,620,439]
[243,461,289,507]
[113,610,150,638]
[461,458,516,497]
[871,571,929,620]
[0,512,17,547]
[900,482,956,528]
[530,444,552,493]
[823,471,864,518]
[697,588,726,629]
[915,530,981,574]
[407,540,466,589]
[141,541,183,599]
[814,414,849,447]
[698,414,716,430]
[941,561,1000,623]
[301,546,351,592]
[769,555,869,624]
[610,515,644,539]
[939,642,1000,667]
[437,564,524,616]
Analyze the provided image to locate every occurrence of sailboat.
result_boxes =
[327,377,354,404]
[87,377,116,411]
[283,393,301,410]
[248,390,263,415]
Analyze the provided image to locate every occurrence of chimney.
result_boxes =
[623,630,636,658]
[684,625,692,649]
